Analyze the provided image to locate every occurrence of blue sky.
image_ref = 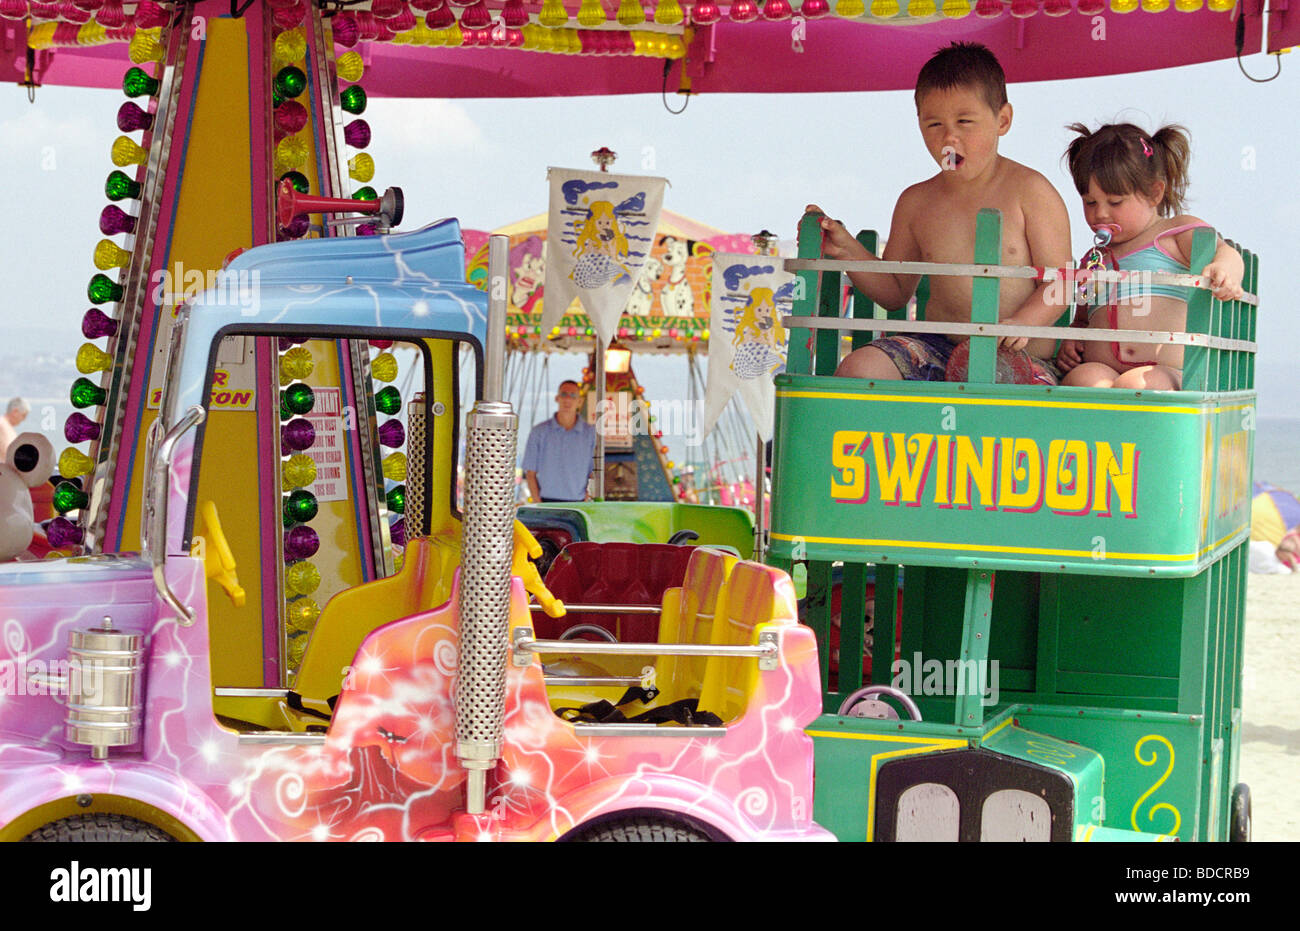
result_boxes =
[2,52,1296,423]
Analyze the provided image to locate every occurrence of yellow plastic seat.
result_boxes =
[698,560,798,724]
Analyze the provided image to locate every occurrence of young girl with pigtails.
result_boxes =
[1057,122,1245,390]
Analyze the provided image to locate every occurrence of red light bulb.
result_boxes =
[762,0,792,18]
[729,0,759,20]
[691,0,722,21]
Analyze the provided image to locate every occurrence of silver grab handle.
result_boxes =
[145,404,205,626]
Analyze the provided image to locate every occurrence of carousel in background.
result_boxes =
[462,146,783,508]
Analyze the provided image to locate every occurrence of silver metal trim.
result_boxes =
[781,316,1257,352]
[529,603,662,615]
[214,687,293,698]
[783,257,1260,307]
[541,676,646,687]
[146,404,205,626]
[485,235,508,403]
[571,725,728,738]
[237,732,328,745]
[84,14,193,553]
[512,628,779,665]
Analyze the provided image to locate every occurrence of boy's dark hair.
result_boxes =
[1065,122,1191,217]
[914,42,1008,114]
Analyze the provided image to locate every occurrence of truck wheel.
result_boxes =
[563,816,711,842]
[23,813,176,843]
[1229,783,1251,842]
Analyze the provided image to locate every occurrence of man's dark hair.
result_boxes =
[558,380,580,390]
[914,42,1008,114]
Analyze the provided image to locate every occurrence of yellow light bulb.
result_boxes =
[59,448,96,478]
[577,0,608,24]
[282,453,318,491]
[539,0,571,25]
[382,452,408,482]
[286,561,322,597]
[1141,0,1168,9]
[94,239,132,270]
[371,351,399,382]
[129,29,165,64]
[835,0,866,13]
[941,0,970,14]
[274,133,310,175]
[348,152,376,182]
[616,0,647,25]
[76,343,114,375]
[1175,0,1202,9]
[336,50,365,83]
[111,136,149,168]
[1109,0,1139,10]
[273,29,307,67]
[287,598,321,633]
[870,0,899,14]
[78,23,109,46]
[279,346,315,384]
[908,0,936,12]
[653,0,684,23]
[444,22,464,46]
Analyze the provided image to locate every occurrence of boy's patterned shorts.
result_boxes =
[869,333,956,382]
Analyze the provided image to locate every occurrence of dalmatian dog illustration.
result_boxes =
[625,256,662,317]
[658,235,695,317]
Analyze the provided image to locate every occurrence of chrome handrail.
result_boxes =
[513,628,779,670]
[145,404,205,626]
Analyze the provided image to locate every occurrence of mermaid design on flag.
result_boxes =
[718,263,793,379]
[571,196,641,289]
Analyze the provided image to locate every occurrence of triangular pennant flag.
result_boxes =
[542,167,667,348]
[702,254,794,442]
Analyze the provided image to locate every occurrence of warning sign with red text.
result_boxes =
[306,387,347,503]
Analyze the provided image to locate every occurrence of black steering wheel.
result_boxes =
[837,685,922,721]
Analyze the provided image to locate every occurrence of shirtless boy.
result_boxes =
[810,42,1072,383]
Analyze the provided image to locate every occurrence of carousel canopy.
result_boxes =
[6,1,1294,96]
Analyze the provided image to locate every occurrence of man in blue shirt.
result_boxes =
[522,380,596,502]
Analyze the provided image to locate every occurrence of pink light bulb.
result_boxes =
[691,0,721,21]
[0,0,28,20]
[332,12,360,45]
[1009,0,1038,14]
[425,3,455,26]
[58,1,93,23]
[729,0,759,20]
[800,0,830,14]
[762,0,792,18]
[344,118,371,149]
[274,100,309,136]
[95,0,125,27]
[501,0,529,24]
[1075,0,1102,10]
[371,0,401,16]
[389,2,416,30]
[460,0,491,27]
[273,0,305,29]
[508,26,525,45]
[974,0,1003,13]
[410,0,445,9]
[99,205,137,236]
[1042,0,1070,10]
[82,308,119,339]
[133,0,168,26]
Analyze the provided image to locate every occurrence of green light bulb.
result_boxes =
[352,185,377,201]
[279,170,309,194]
[52,481,90,514]
[386,485,406,514]
[88,274,124,305]
[70,377,107,409]
[282,382,315,416]
[105,170,142,201]
[273,66,307,99]
[283,489,319,525]
[339,84,367,115]
[374,386,401,415]
[122,66,160,98]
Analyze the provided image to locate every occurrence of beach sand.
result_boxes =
[1241,571,1300,841]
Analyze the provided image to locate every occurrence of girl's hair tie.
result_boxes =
[1141,138,1154,158]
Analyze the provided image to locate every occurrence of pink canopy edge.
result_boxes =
[8,3,1294,95]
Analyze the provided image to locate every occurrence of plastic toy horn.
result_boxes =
[275,178,405,231]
